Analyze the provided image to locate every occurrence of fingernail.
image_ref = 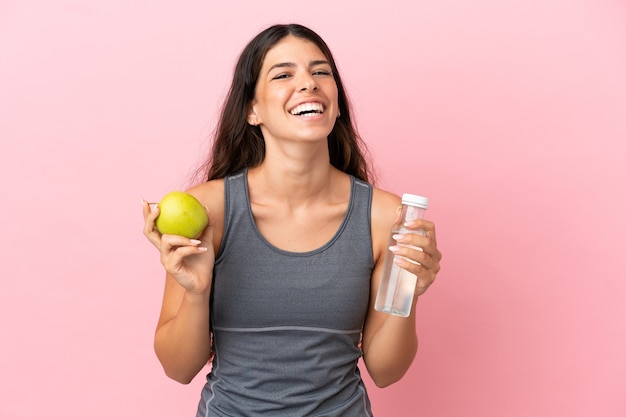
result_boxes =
[198,246,208,252]
[404,221,415,227]
[389,245,400,253]
[392,234,405,242]
[190,239,202,245]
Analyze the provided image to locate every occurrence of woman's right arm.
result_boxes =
[142,180,225,384]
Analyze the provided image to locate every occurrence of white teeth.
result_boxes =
[290,102,324,116]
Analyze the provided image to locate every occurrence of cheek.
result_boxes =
[327,84,339,109]
[262,89,290,113]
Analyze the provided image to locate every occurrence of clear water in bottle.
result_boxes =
[376,259,418,317]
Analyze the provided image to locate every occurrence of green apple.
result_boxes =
[155,191,209,238]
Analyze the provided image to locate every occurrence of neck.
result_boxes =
[250,136,339,200]
[249,163,339,203]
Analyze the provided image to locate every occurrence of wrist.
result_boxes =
[183,288,211,305]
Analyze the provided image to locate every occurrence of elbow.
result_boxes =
[154,346,200,385]
[155,353,199,385]
[163,368,195,385]
[373,379,391,389]
[373,379,396,389]
[364,344,417,388]
[370,369,408,388]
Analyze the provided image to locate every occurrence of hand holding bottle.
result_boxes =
[375,194,442,316]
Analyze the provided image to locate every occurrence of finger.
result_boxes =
[160,234,204,250]
[160,243,209,276]
[392,232,429,251]
[414,271,436,296]
[391,237,441,276]
[142,200,162,248]
[161,244,208,265]
[408,245,441,275]
[143,200,160,222]
[394,228,440,259]
[390,244,432,270]
[420,220,438,244]
[389,248,438,297]
[404,218,435,233]
[142,199,151,219]
[392,254,430,280]
[404,218,437,242]
[392,254,437,290]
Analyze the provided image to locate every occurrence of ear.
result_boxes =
[247,104,261,126]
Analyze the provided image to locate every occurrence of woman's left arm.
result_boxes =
[361,189,442,388]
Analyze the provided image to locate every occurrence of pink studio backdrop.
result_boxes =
[1,1,625,416]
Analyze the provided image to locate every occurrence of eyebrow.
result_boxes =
[267,60,331,73]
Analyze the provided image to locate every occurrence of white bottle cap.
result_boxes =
[402,193,429,209]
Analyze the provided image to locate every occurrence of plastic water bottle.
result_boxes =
[374,193,429,317]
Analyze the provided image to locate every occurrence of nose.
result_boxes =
[299,73,319,92]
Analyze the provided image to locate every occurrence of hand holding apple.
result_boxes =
[142,191,213,294]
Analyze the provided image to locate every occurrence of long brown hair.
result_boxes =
[197,24,373,183]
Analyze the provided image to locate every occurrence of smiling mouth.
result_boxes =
[289,102,325,117]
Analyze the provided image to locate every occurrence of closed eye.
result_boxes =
[272,73,292,80]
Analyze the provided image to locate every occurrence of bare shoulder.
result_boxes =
[371,186,402,230]
[370,187,402,261]
[186,179,225,217]
[186,179,225,250]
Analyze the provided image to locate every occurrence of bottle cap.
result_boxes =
[402,193,429,209]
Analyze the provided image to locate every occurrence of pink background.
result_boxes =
[1,0,625,416]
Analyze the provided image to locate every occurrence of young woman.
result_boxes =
[142,23,442,416]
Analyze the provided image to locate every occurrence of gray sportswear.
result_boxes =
[196,170,375,416]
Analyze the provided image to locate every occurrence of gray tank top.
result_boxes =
[196,170,375,416]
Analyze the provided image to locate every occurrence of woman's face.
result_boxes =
[248,35,339,145]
